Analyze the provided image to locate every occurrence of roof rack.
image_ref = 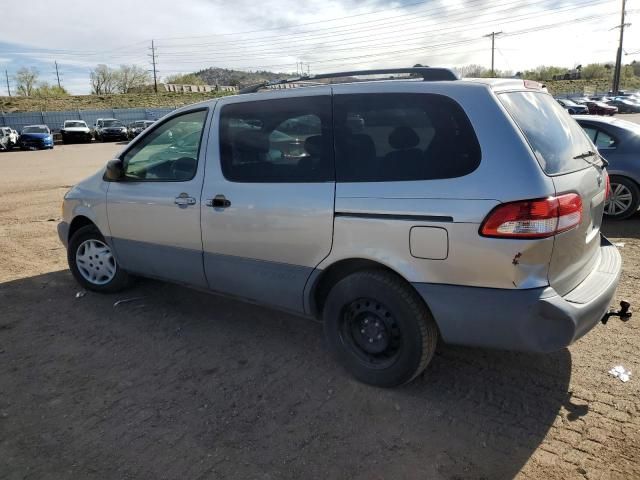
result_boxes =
[239,67,458,94]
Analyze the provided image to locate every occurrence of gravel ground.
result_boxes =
[0,137,638,480]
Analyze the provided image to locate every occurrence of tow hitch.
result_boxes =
[602,301,632,325]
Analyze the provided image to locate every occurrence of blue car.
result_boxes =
[19,125,54,150]
[575,115,640,219]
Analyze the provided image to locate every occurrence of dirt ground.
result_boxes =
[0,139,638,480]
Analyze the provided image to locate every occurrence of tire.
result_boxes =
[67,225,130,293]
[605,176,640,220]
[323,269,438,387]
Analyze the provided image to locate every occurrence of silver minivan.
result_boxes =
[58,68,623,387]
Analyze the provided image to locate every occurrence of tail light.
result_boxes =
[605,172,611,200]
[480,194,583,239]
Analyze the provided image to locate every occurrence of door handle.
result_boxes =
[206,194,231,208]
[174,193,196,206]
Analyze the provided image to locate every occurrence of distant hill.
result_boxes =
[194,67,292,87]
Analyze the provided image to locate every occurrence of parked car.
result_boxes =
[555,98,589,115]
[58,69,621,387]
[0,129,11,151]
[583,101,618,116]
[575,115,640,219]
[127,120,155,139]
[0,127,18,148]
[61,120,93,143]
[19,125,54,150]
[94,118,128,142]
[605,98,640,114]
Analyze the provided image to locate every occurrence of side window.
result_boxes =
[219,96,333,183]
[583,127,598,142]
[594,129,616,148]
[121,109,207,182]
[333,93,481,182]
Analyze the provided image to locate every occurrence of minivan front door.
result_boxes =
[201,91,335,313]
[106,108,210,287]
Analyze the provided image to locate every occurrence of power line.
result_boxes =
[156,0,608,54]
[155,7,615,65]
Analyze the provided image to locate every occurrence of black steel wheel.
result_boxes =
[323,269,438,387]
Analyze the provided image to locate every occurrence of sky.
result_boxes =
[0,0,638,94]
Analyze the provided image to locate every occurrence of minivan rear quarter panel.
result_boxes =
[320,81,556,290]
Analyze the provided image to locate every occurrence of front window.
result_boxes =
[103,120,123,128]
[499,92,595,175]
[65,121,86,128]
[22,126,49,134]
[121,109,207,182]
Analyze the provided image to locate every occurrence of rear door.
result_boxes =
[499,91,607,295]
[106,107,210,287]
[200,89,335,313]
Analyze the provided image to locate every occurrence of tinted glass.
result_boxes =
[122,109,207,182]
[582,127,616,148]
[219,96,333,183]
[103,120,123,127]
[23,126,49,134]
[333,93,480,182]
[65,121,86,128]
[499,92,594,175]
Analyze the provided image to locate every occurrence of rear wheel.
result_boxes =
[605,176,640,220]
[67,225,130,293]
[323,270,438,387]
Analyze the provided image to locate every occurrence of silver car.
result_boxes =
[58,68,623,387]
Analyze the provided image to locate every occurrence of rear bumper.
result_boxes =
[413,235,622,353]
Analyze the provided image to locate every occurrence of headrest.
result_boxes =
[388,126,419,150]
[234,130,270,153]
[304,135,323,157]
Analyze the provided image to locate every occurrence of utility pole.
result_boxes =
[4,70,10,97]
[484,31,503,77]
[54,61,62,89]
[612,0,629,95]
[150,40,158,94]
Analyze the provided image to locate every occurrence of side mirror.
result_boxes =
[105,159,124,181]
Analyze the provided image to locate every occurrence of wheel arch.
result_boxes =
[68,215,98,242]
[306,258,421,319]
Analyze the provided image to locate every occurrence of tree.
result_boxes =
[164,73,205,85]
[581,63,608,80]
[453,64,488,78]
[14,67,39,96]
[90,64,117,94]
[116,64,151,93]
[33,82,69,97]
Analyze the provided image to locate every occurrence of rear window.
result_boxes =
[499,92,594,175]
[333,93,481,182]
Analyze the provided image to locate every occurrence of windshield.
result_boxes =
[103,120,123,127]
[22,126,49,134]
[562,99,578,106]
[499,92,595,175]
[65,121,86,128]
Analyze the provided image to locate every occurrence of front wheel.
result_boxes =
[323,270,438,387]
[605,176,640,220]
[67,225,130,292]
